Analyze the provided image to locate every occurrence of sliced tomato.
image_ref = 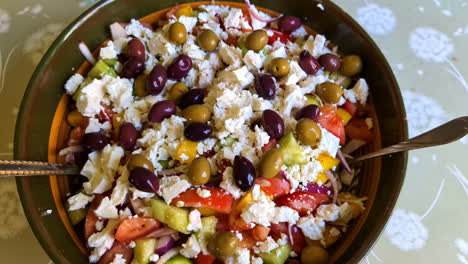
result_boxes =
[97,241,133,264]
[251,225,271,241]
[268,30,295,45]
[275,191,329,215]
[227,199,253,231]
[239,230,258,249]
[261,138,277,153]
[224,34,239,46]
[195,253,216,264]
[84,195,104,240]
[255,177,290,198]
[345,118,374,142]
[288,224,306,254]
[269,222,288,240]
[241,8,252,26]
[318,105,346,144]
[115,217,161,242]
[171,187,234,214]
[166,5,179,19]
[342,100,358,116]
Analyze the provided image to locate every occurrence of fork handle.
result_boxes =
[0,160,81,177]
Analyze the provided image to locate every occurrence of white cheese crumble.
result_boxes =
[218,41,243,67]
[67,192,94,211]
[157,175,191,204]
[343,78,369,104]
[187,209,202,232]
[253,236,279,254]
[64,73,84,95]
[88,219,119,263]
[316,204,340,221]
[110,254,126,264]
[281,61,307,86]
[243,50,265,72]
[220,167,243,199]
[149,254,160,262]
[94,197,118,219]
[180,235,201,258]
[318,127,341,158]
[100,41,117,60]
[196,188,211,198]
[95,220,104,232]
[297,215,326,240]
[85,117,112,134]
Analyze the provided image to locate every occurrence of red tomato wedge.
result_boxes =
[318,105,346,144]
[171,187,234,214]
[275,191,329,215]
[84,194,104,240]
[115,217,161,242]
[195,253,216,264]
[342,100,358,116]
[227,199,253,231]
[97,241,133,264]
[255,177,290,198]
[261,138,277,153]
[345,118,374,142]
[267,29,295,45]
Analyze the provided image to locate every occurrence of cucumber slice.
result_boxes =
[278,132,307,166]
[102,58,118,67]
[258,244,291,264]
[134,238,157,264]
[88,59,117,79]
[66,204,87,225]
[167,255,192,264]
[158,160,169,169]
[151,199,190,234]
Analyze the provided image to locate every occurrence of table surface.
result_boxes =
[0,0,467,263]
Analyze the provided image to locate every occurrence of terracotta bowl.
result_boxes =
[15,0,407,263]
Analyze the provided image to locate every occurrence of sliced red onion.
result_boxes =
[287,223,294,246]
[156,248,179,264]
[144,227,178,239]
[256,177,272,187]
[337,149,351,173]
[58,145,84,156]
[325,171,339,204]
[279,170,288,181]
[303,183,331,195]
[245,0,275,23]
[215,13,226,30]
[110,22,128,40]
[78,41,96,65]
[154,235,175,255]
[342,139,366,154]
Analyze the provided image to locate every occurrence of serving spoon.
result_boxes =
[1,116,467,177]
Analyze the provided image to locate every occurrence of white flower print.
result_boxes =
[23,23,65,65]
[409,27,454,63]
[0,9,10,34]
[448,164,468,197]
[79,0,100,8]
[356,3,396,36]
[384,209,429,251]
[402,90,448,137]
[0,178,28,239]
[455,238,468,264]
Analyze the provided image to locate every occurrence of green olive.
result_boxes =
[301,246,329,264]
[127,154,154,172]
[188,157,211,185]
[168,22,187,45]
[246,30,268,52]
[133,74,149,97]
[175,6,193,18]
[340,55,363,77]
[182,104,211,124]
[259,148,283,178]
[269,58,290,78]
[197,29,219,52]
[208,231,239,260]
[296,119,322,147]
[316,81,343,104]
[168,82,189,103]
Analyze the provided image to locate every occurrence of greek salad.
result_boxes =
[61,2,374,264]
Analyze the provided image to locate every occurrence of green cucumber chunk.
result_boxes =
[158,160,169,169]
[238,39,248,56]
[88,59,117,79]
[195,216,218,244]
[134,238,157,264]
[219,136,236,148]
[278,132,307,166]
[167,255,193,264]
[102,58,118,67]
[258,244,291,264]
[329,72,352,89]
[150,199,190,234]
[66,204,87,225]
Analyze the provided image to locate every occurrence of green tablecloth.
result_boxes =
[0,0,466,263]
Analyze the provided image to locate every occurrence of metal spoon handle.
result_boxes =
[0,160,81,177]
[351,116,468,163]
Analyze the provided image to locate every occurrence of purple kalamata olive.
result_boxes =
[179,88,205,109]
[254,74,276,100]
[148,100,177,123]
[233,155,256,191]
[129,167,159,193]
[262,110,285,140]
[126,38,146,61]
[295,104,320,121]
[119,122,137,150]
[83,132,109,151]
[278,16,302,33]
[184,123,212,141]
[168,55,192,80]
[300,50,311,60]
[318,53,341,72]
[147,64,168,95]
[121,57,145,78]
[299,56,321,75]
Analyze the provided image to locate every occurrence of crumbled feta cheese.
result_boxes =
[113,37,130,53]
[187,209,202,232]
[64,73,84,95]
[344,78,369,104]
[86,117,111,133]
[224,8,251,30]
[125,19,153,43]
[338,202,354,224]
[119,208,133,219]
[129,187,155,200]
[106,77,133,113]
[95,220,104,231]
[365,118,373,129]
[81,144,124,194]
[88,219,119,263]
[149,254,160,262]
[76,78,106,117]
[196,188,211,198]
[100,41,117,60]
[217,66,254,88]
[183,38,206,61]
[183,68,198,87]
[180,235,201,258]
[249,5,271,30]
[218,41,243,67]
[110,254,126,264]
[129,241,136,248]
[232,248,250,264]
[243,50,265,72]
[177,16,198,33]
[157,175,191,203]
[316,204,340,221]
[196,138,217,155]
[176,201,185,207]
[282,160,322,191]
[303,34,327,57]
[299,74,328,94]
[265,46,287,66]
[318,127,340,158]
[94,197,118,219]
[281,61,307,86]
[110,168,129,206]
[148,32,178,67]
[291,26,308,38]
[220,167,243,199]
[297,215,326,240]
[254,236,279,253]
[67,192,94,211]
[251,257,264,264]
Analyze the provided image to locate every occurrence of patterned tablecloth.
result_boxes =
[0,0,467,263]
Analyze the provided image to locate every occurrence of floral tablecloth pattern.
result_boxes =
[0,0,466,263]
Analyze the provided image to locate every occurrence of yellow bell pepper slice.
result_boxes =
[317,154,340,172]
[336,108,352,125]
[314,172,329,184]
[175,140,198,164]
